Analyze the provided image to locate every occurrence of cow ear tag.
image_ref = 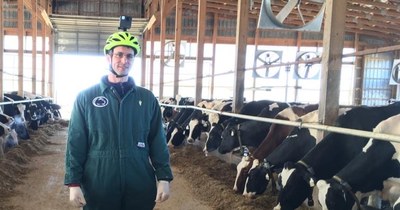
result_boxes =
[139,100,142,106]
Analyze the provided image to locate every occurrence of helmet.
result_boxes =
[104,31,141,55]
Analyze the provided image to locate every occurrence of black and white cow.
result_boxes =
[235,105,318,195]
[164,98,195,144]
[317,113,400,210]
[242,108,349,198]
[186,110,210,143]
[218,100,291,154]
[203,101,233,155]
[275,102,400,210]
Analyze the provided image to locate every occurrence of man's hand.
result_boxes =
[69,186,86,208]
[155,180,170,203]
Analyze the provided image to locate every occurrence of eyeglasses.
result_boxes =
[112,52,135,60]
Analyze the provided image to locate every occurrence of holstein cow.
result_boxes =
[234,104,318,195]
[317,114,400,210]
[218,100,291,154]
[186,109,211,143]
[164,98,195,144]
[203,101,233,155]
[205,100,283,155]
[243,108,349,198]
[274,102,400,210]
[207,100,233,126]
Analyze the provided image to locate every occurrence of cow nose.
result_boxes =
[187,138,195,144]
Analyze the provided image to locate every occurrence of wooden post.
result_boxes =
[195,0,206,105]
[18,0,24,96]
[318,0,347,129]
[232,0,249,113]
[173,0,182,98]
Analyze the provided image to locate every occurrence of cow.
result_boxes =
[205,100,280,155]
[242,108,349,198]
[0,112,28,143]
[164,98,195,145]
[218,100,291,154]
[274,102,400,210]
[316,113,400,210]
[186,110,210,144]
[207,100,233,126]
[203,101,233,155]
[0,122,19,157]
[234,104,318,195]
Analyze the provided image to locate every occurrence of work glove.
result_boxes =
[69,186,86,208]
[155,180,170,203]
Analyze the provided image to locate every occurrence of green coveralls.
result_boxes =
[65,76,173,210]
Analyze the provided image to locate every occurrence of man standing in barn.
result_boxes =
[64,29,173,210]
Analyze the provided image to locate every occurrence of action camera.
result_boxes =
[119,15,132,31]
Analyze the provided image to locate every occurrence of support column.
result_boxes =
[318,0,347,128]
[232,0,249,113]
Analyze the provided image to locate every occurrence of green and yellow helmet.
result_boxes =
[104,31,141,55]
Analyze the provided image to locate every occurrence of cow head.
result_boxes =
[275,161,315,210]
[203,122,225,155]
[168,125,188,147]
[233,155,252,193]
[243,159,270,198]
[219,122,242,154]
[187,113,210,144]
[317,179,355,210]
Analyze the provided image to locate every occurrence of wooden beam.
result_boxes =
[41,22,46,95]
[23,0,53,29]
[232,0,249,113]
[18,0,24,95]
[32,0,38,94]
[195,0,207,105]
[210,13,218,99]
[159,0,167,99]
[318,0,347,130]
[174,0,183,98]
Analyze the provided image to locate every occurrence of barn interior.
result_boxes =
[1,1,400,210]
[1,0,400,123]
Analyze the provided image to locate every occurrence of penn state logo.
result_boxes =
[92,96,109,107]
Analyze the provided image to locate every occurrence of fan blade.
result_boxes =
[276,0,298,22]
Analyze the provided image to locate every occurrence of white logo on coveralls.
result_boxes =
[92,96,109,107]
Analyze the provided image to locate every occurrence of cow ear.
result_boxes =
[309,177,315,187]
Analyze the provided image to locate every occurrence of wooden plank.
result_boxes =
[159,0,167,99]
[18,0,24,95]
[318,0,347,130]
[232,0,248,113]
[32,0,38,94]
[41,23,46,95]
[210,13,218,99]
[173,0,182,98]
[195,0,206,105]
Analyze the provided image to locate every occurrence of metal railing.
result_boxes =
[160,103,400,144]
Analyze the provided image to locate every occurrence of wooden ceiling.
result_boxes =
[170,0,400,44]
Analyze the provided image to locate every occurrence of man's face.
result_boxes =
[107,46,135,76]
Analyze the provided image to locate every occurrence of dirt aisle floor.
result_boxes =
[0,121,316,210]
[0,122,212,210]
